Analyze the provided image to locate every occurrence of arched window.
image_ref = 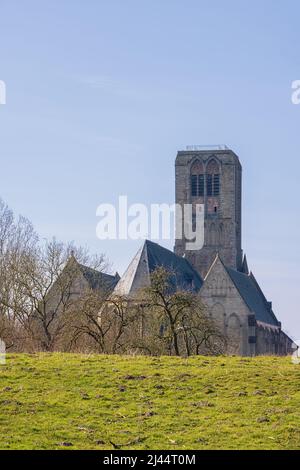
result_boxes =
[218,223,224,245]
[227,313,241,354]
[206,159,220,196]
[210,278,217,293]
[209,222,217,245]
[190,160,204,197]
[211,303,225,330]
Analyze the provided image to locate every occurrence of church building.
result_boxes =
[112,147,294,356]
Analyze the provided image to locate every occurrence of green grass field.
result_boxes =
[0,353,300,450]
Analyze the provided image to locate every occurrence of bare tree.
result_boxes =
[69,288,112,353]
[0,199,38,349]
[104,295,142,354]
[0,199,225,356]
[71,293,142,354]
[0,199,110,351]
[141,267,226,356]
[15,239,108,351]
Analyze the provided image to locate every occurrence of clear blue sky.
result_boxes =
[0,0,299,338]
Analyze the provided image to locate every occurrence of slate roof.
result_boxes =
[146,240,203,291]
[113,240,203,297]
[225,265,280,327]
[78,263,119,291]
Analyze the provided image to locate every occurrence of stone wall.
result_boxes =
[256,323,294,355]
[200,256,252,356]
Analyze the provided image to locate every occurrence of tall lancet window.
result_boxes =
[206,159,220,196]
[190,160,204,197]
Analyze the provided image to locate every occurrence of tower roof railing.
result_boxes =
[185,144,229,151]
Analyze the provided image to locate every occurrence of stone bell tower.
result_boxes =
[174,146,243,278]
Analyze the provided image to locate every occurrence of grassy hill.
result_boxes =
[0,353,300,450]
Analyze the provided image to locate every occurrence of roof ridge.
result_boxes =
[114,240,202,296]
[224,265,254,313]
[78,262,116,279]
[203,252,221,281]
[249,271,268,302]
[113,243,146,295]
[132,239,150,288]
[248,272,279,324]
[225,265,279,326]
